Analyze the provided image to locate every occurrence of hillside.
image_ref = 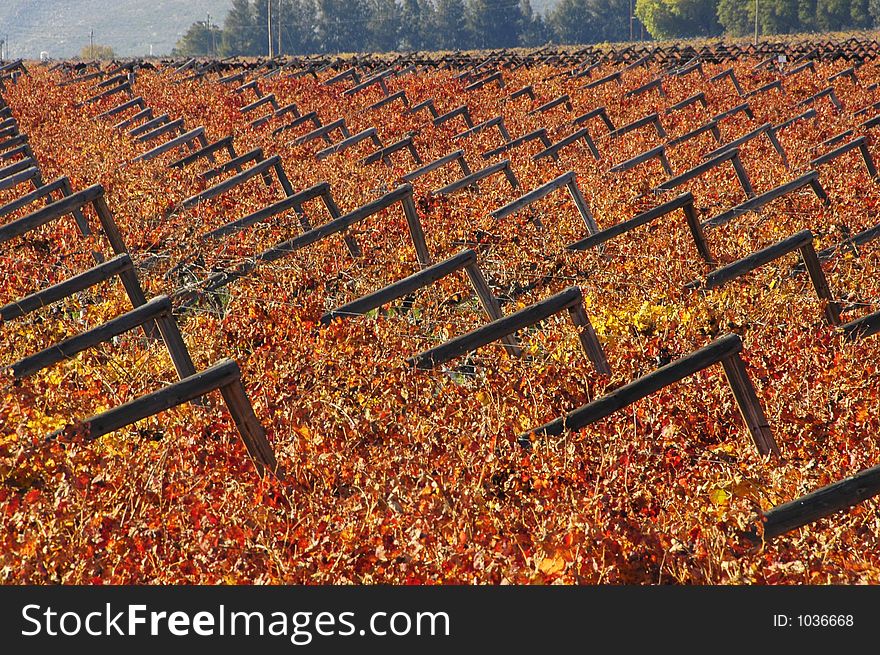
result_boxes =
[0,0,233,59]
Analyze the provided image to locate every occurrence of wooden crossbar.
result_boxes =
[625,78,664,98]
[809,136,878,178]
[342,70,391,97]
[433,105,474,129]
[609,145,673,175]
[464,71,504,91]
[0,254,135,322]
[133,127,207,163]
[0,165,40,192]
[567,192,711,261]
[180,156,287,211]
[608,112,666,140]
[482,128,551,159]
[709,68,745,96]
[703,171,828,229]
[201,148,269,183]
[432,159,519,196]
[291,118,350,146]
[189,185,432,299]
[582,70,621,90]
[240,93,278,114]
[46,358,276,475]
[745,463,880,541]
[95,96,145,120]
[114,107,154,132]
[271,111,322,137]
[403,150,471,182]
[315,127,382,160]
[796,86,842,111]
[701,122,789,168]
[201,181,334,241]
[135,118,184,144]
[665,91,707,114]
[406,285,609,375]
[409,98,438,118]
[655,147,754,197]
[828,66,858,84]
[453,115,511,142]
[168,135,236,169]
[129,113,169,137]
[0,176,68,218]
[773,108,816,133]
[711,102,754,123]
[8,295,194,381]
[533,127,600,161]
[250,101,301,129]
[491,170,598,234]
[507,85,535,102]
[745,79,784,99]
[687,229,841,325]
[362,136,421,166]
[527,94,572,116]
[841,309,880,340]
[367,90,409,112]
[572,106,615,132]
[319,249,519,355]
[517,333,778,455]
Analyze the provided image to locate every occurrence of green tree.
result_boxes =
[434,0,471,48]
[548,0,629,45]
[79,43,116,60]
[366,0,402,51]
[466,0,522,48]
[220,0,258,56]
[635,0,721,38]
[172,21,222,56]
[280,0,319,54]
[870,0,880,24]
[717,0,751,35]
[316,0,370,53]
[519,0,550,45]
[399,0,434,50]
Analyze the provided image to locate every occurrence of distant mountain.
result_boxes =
[0,1,233,59]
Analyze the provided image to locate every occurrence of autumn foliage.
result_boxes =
[1,50,880,584]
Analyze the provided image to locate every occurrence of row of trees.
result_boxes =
[172,0,880,57]
[173,0,642,56]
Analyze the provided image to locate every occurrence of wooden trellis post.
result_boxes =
[686,229,841,326]
[407,285,609,375]
[655,147,754,198]
[517,333,778,456]
[610,145,674,176]
[744,463,880,542]
[432,159,519,196]
[482,128,551,160]
[490,170,598,235]
[567,192,712,262]
[320,249,520,356]
[702,171,829,229]
[403,150,471,182]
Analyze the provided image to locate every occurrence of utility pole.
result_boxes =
[754,0,759,46]
[267,0,274,58]
[89,29,94,59]
[277,0,282,57]
[207,13,216,56]
[629,0,633,41]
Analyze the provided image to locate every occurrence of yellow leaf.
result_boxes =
[539,553,565,575]
[709,488,730,506]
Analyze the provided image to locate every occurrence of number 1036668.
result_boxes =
[774,614,854,627]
